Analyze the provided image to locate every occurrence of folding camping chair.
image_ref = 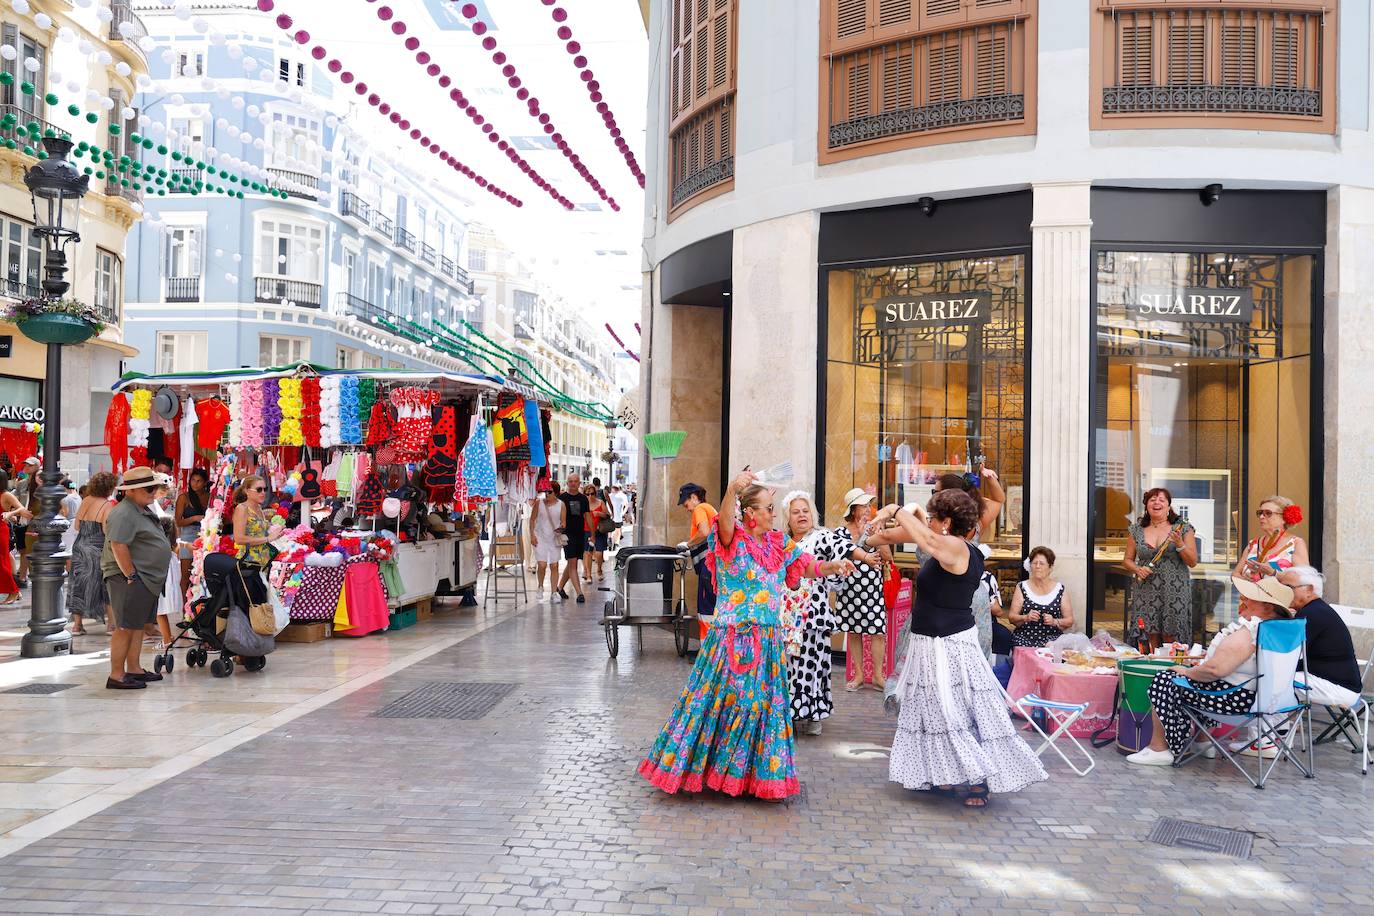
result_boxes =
[1312,604,1374,775]
[1008,692,1096,776]
[1174,617,1313,789]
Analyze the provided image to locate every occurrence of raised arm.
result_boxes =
[978,467,1004,534]
[716,470,754,549]
[869,504,969,574]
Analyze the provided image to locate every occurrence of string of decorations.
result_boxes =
[533,0,645,189]
[453,2,620,212]
[603,323,640,362]
[337,0,573,211]
[258,0,523,207]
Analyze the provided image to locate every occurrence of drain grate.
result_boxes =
[373,682,518,720]
[1148,818,1253,859]
[3,683,80,695]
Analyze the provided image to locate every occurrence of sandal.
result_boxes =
[962,783,990,809]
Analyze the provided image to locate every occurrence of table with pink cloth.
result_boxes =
[1005,647,1119,738]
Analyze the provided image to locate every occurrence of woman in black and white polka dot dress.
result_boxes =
[833,488,890,691]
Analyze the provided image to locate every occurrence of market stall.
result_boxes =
[105,363,555,642]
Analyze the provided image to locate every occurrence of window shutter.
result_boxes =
[877,0,916,32]
[670,48,682,119]
[1270,25,1298,88]
[920,0,966,30]
[882,51,915,112]
[1221,23,1257,85]
[975,34,1007,96]
[695,27,708,100]
[1167,23,1204,85]
[833,0,873,48]
[32,39,44,117]
[1,24,16,108]
[845,58,873,121]
[1120,24,1154,87]
[926,41,961,103]
[712,5,731,89]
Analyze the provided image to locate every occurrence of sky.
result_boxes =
[290,0,649,346]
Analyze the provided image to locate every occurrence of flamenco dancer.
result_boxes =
[638,470,855,800]
[865,492,1045,809]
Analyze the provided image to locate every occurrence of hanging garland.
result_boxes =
[532,0,645,189]
[453,2,620,211]
[263,1,527,208]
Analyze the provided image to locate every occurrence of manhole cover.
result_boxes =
[373,682,518,720]
[1148,818,1253,859]
[3,683,79,695]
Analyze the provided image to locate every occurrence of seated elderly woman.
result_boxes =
[1127,576,1296,767]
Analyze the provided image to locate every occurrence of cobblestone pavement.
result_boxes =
[0,585,1371,915]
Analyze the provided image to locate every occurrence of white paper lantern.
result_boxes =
[11,0,32,15]
[33,13,51,30]
[114,61,131,77]
[96,6,113,24]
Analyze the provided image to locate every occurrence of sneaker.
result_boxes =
[1192,741,1218,759]
[1237,739,1279,759]
[105,675,146,690]
[1126,747,1174,767]
[800,719,823,736]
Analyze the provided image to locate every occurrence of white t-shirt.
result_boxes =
[609,491,629,523]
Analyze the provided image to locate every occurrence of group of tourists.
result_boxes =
[529,474,634,603]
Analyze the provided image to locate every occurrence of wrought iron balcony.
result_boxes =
[0,277,40,301]
[166,276,200,303]
[341,190,372,222]
[420,242,437,265]
[441,255,456,278]
[109,0,148,45]
[255,276,322,308]
[267,167,320,201]
[91,297,119,327]
[371,210,394,238]
[105,174,143,203]
[0,104,64,141]
[395,226,417,253]
[168,166,202,191]
[337,291,397,326]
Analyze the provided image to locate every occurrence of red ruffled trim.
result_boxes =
[637,759,800,800]
[704,520,815,591]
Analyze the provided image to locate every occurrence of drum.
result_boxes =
[1116,658,1177,754]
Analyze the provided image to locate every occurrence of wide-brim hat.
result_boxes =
[153,387,179,420]
[1231,575,1295,613]
[842,487,876,509]
[117,466,159,490]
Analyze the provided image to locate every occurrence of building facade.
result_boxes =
[124,1,477,383]
[466,225,619,485]
[639,0,1374,632]
[0,0,149,480]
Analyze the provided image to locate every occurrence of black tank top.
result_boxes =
[911,540,983,638]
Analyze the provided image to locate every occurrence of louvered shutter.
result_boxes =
[1166,23,1204,86]
[1119,23,1155,87]
[873,0,918,42]
[881,50,915,112]
[1269,24,1299,88]
[705,0,734,97]
[1221,23,1257,85]
[831,0,874,52]
[974,33,1007,97]
[919,0,966,30]
[843,57,873,122]
[926,40,961,102]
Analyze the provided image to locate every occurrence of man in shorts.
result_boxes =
[556,473,590,603]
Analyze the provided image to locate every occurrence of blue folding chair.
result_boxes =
[1173,617,1313,789]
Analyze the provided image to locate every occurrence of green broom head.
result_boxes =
[643,430,687,461]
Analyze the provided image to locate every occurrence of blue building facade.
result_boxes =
[124,3,476,377]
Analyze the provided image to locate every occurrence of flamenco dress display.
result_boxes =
[638,521,816,799]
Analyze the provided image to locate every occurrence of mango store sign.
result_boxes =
[877,292,992,328]
[1129,288,1254,323]
[0,405,42,422]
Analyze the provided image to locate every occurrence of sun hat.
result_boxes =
[1231,575,1295,613]
[116,466,159,491]
[153,387,179,421]
[842,487,876,509]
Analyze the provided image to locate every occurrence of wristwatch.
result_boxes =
[125,572,139,584]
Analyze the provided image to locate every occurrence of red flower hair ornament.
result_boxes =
[1282,504,1304,527]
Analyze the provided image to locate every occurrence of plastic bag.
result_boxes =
[1090,628,1128,652]
[883,626,913,716]
[1046,632,1095,664]
[263,571,289,634]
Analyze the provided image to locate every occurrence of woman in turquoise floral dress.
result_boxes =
[639,470,856,800]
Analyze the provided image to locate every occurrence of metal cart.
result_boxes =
[600,545,695,658]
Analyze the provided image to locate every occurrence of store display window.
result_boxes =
[824,253,1028,568]
[1091,250,1318,638]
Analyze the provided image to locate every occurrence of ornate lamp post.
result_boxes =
[601,419,620,485]
[20,135,91,658]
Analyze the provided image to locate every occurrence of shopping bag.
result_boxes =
[262,571,289,634]
[224,605,275,657]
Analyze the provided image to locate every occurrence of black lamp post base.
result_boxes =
[20,625,72,658]
[20,340,71,659]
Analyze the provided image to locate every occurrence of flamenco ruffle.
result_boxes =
[705,520,807,591]
[636,759,800,799]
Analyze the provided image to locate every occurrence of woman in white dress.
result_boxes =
[529,481,566,595]
[866,490,1045,809]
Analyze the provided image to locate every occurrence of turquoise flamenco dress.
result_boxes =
[638,520,816,799]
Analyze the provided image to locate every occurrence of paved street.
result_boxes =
[1,577,1372,915]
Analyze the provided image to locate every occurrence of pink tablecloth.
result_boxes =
[1006,647,1119,738]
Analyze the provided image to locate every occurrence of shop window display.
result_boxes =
[825,254,1027,574]
[1092,250,1316,640]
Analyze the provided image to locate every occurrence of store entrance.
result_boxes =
[1091,250,1317,641]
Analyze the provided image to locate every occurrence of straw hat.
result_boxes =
[842,487,876,509]
[117,466,159,491]
[1231,575,1295,614]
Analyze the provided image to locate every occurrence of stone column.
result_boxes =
[1324,186,1374,606]
[728,211,820,497]
[1028,182,1093,630]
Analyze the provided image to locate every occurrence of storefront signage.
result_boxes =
[877,292,993,328]
[0,336,11,358]
[1130,288,1254,323]
[0,405,42,422]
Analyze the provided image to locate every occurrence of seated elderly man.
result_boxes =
[1127,576,1295,767]
[1278,566,1363,706]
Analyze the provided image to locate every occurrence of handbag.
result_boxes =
[238,565,276,636]
[882,561,901,612]
[223,604,275,657]
[595,514,617,535]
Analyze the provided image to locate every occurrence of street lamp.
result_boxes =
[20,135,90,658]
[601,419,620,485]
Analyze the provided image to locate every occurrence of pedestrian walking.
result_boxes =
[101,467,174,690]
[780,490,860,736]
[639,471,855,799]
[584,483,610,580]
[608,484,629,551]
[68,472,118,635]
[833,487,890,691]
[0,486,27,605]
[556,473,589,603]
[868,493,1046,808]
[677,482,718,619]
[530,481,566,595]
[1123,487,1198,649]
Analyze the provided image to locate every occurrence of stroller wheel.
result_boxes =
[245,657,266,672]
[153,654,164,675]
[210,658,230,678]
[165,653,175,674]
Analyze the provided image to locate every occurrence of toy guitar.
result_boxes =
[298,448,322,499]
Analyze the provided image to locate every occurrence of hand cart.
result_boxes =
[600,545,695,658]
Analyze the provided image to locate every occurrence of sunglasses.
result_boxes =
[251,486,267,493]
[1255,509,1278,518]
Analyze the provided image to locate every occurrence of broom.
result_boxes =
[641,431,705,638]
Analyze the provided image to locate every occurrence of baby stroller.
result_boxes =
[154,552,273,678]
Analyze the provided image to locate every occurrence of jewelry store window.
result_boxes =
[1091,250,1317,641]
[824,253,1028,578]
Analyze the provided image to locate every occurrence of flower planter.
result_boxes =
[16,312,97,345]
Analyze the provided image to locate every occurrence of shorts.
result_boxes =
[563,529,587,560]
[592,531,609,552]
[106,575,159,630]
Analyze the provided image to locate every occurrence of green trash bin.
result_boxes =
[1116,658,1178,755]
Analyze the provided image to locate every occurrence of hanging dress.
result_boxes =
[460,417,498,501]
